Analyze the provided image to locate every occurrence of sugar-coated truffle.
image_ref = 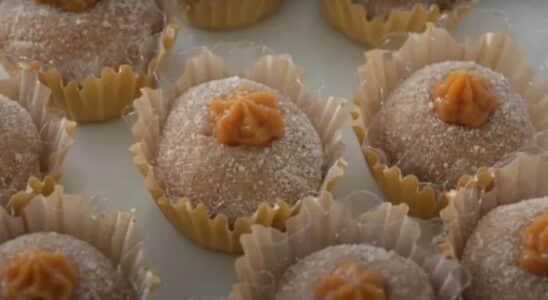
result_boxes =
[0,0,164,82]
[0,232,134,299]
[275,244,435,300]
[0,95,41,206]
[367,61,535,187]
[156,77,324,221]
[462,197,548,300]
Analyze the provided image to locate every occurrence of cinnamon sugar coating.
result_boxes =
[462,197,548,300]
[0,0,164,82]
[0,95,41,206]
[275,244,434,300]
[0,232,134,300]
[367,61,535,188]
[156,77,324,222]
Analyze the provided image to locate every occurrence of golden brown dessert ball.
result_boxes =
[275,244,435,300]
[0,0,165,83]
[156,77,324,222]
[359,0,460,19]
[367,61,535,187]
[462,197,548,300]
[0,95,41,206]
[0,232,134,299]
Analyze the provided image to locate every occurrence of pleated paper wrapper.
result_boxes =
[230,192,469,300]
[130,49,348,254]
[352,24,548,219]
[0,186,160,299]
[0,68,75,212]
[317,0,470,48]
[181,0,281,30]
[1,0,178,123]
[440,135,548,259]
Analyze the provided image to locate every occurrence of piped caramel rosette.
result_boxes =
[35,0,100,12]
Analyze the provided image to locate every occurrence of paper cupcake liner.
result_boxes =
[181,0,281,30]
[0,68,75,212]
[0,186,159,299]
[130,49,348,254]
[317,0,470,48]
[230,192,469,300]
[353,24,548,219]
[440,148,548,259]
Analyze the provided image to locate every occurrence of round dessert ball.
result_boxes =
[275,244,435,300]
[0,0,165,83]
[156,77,324,221]
[0,95,41,206]
[360,0,459,20]
[0,232,134,299]
[462,197,548,300]
[367,61,535,187]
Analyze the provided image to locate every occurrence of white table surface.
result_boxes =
[24,0,548,299]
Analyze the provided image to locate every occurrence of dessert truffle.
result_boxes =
[367,61,535,187]
[156,76,324,221]
[0,0,164,83]
[462,197,548,300]
[0,95,41,206]
[0,232,134,299]
[275,244,435,300]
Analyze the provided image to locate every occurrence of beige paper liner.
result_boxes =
[230,192,469,300]
[317,0,470,48]
[440,148,548,260]
[181,0,281,30]
[353,24,548,219]
[130,49,348,254]
[0,68,75,212]
[1,9,178,123]
[0,186,159,299]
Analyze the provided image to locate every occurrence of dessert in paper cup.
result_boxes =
[317,0,470,48]
[0,0,178,123]
[0,67,75,212]
[352,24,548,219]
[180,0,282,30]
[0,185,159,299]
[230,191,469,300]
[130,47,347,254]
[439,139,548,300]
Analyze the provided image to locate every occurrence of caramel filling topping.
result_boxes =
[209,88,285,147]
[36,0,101,12]
[315,261,388,300]
[2,249,79,300]
[431,69,500,128]
[520,214,548,276]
